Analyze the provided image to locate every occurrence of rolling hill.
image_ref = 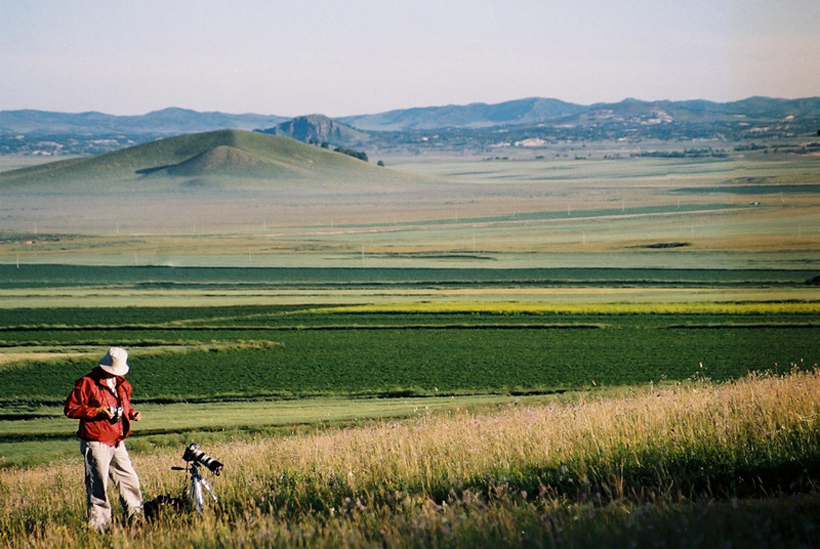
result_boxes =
[0,129,445,232]
[0,129,387,191]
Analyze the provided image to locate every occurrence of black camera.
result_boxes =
[182,443,224,475]
[108,406,124,424]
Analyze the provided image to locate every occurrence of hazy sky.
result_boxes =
[2,0,819,117]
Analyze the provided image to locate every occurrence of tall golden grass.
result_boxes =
[314,301,820,315]
[1,369,818,547]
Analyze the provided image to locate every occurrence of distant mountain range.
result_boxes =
[340,96,820,131]
[338,97,588,131]
[0,107,287,135]
[3,96,818,135]
[1,96,818,156]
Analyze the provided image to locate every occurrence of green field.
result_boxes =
[1,263,818,469]
[1,297,818,469]
[2,264,818,288]
[1,313,818,403]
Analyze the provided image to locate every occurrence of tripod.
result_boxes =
[171,461,218,513]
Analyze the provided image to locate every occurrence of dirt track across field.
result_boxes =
[0,352,91,366]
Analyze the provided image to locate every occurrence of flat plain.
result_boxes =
[2,143,819,268]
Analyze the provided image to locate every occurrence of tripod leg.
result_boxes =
[193,478,205,513]
[200,478,218,503]
[188,474,205,513]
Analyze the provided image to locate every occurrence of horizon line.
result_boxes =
[2,94,820,120]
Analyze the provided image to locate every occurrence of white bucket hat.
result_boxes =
[99,347,129,376]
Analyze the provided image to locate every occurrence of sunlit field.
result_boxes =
[1,369,818,547]
[3,0,820,544]
[1,150,819,547]
[2,300,818,472]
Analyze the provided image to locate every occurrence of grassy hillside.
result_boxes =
[0,130,389,190]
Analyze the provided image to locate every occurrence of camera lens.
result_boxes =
[182,443,224,475]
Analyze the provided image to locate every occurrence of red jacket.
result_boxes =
[64,367,138,447]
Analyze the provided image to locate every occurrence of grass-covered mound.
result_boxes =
[0,129,400,191]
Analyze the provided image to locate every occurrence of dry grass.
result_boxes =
[0,352,92,366]
[4,287,818,309]
[1,369,818,547]
[317,300,820,315]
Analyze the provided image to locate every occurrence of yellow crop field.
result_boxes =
[314,300,820,315]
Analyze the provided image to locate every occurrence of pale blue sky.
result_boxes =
[1,0,818,116]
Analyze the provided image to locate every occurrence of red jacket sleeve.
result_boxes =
[64,378,98,419]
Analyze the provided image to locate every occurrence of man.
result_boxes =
[64,346,144,531]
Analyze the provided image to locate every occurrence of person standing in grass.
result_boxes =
[64,346,144,532]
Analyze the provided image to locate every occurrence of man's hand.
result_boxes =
[132,411,142,421]
[97,407,115,420]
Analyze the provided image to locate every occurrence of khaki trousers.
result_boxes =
[80,440,143,530]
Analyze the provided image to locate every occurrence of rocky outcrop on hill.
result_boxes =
[258,114,370,147]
